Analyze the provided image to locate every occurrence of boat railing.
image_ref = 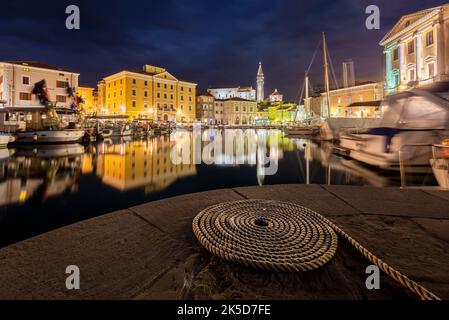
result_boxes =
[398,143,433,188]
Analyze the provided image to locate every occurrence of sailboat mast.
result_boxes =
[322,32,331,118]
[305,74,309,99]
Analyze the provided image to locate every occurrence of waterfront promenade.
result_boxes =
[0,184,448,299]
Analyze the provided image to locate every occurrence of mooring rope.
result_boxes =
[192,199,441,300]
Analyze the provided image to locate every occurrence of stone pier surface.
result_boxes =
[0,185,448,300]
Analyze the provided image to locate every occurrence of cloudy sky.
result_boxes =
[1,0,448,100]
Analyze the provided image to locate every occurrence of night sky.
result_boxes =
[2,0,448,101]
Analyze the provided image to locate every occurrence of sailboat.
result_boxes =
[285,33,331,137]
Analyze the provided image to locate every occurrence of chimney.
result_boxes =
[343,59,355,88]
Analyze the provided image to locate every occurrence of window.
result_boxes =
[157,83,160,88]
[56,80,67,88]
[164,84,167,89]
[408,40,415,54]
[189,88,192,92]
[22,76,30,85]
[132,100,136,107]
[181,96,184,101]
[235,106,239,112]
[181,87,184,91]
[426,30,434,47]
[144,91,148,97]
[170,94,174,99]
[189,106,192,111]
[144,81,148,86]
[170,85,173,90]
[164,94,167,99]
[157,93,160,98]
[393,48,399,61]
[56,95,67,103]
[19,92,32,100]
[243,107,246,112]
[132,79,136,85]
[132,89,136,96]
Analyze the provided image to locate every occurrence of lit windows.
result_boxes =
[56,95,67,103]
[19,92,32,100]
[56,80,67,88]
[408,40,415,54]
[426,30,434,47]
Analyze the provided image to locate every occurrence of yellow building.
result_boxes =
[222,98,258,125]
[77,86,95,115]
[99,64,197,123]
[321,82,384,118]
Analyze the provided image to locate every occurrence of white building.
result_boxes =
[0,61,79,109]
[208,86,256,101]
[380,5,449,94]
[269,89,283,103]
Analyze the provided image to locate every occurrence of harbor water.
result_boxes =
[0,129,440,247]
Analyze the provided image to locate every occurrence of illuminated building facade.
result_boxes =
[320,82,384,118]
[78,86,95,115]
[99,64,197,122]
[380,5,449,94]
[196,92,215,124]
[0,61,79,109]
[223,97,257,125]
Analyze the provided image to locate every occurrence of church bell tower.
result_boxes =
[256,62,264,102]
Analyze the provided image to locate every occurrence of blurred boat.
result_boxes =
[15,129,85,144]
[0,133,14,147]
[13,144,85,158]
[339,84,449,170]
[430,141,449,189]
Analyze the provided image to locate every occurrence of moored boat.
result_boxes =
[15,129,85,144]
[338,85,449,170]
[0,133,14,147]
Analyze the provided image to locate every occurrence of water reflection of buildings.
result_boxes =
[0,145,84,206]
[95,137,197,192]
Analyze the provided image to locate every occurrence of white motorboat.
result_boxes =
[339,85,449,170]
[0,133,14,147]
[15,129,85,144]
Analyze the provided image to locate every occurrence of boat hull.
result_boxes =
[0,134,13,147]
[15,130,85,144]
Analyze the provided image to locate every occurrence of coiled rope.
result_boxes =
[192,199,441,300]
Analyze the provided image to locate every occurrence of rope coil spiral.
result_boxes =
[192,199,441,300]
